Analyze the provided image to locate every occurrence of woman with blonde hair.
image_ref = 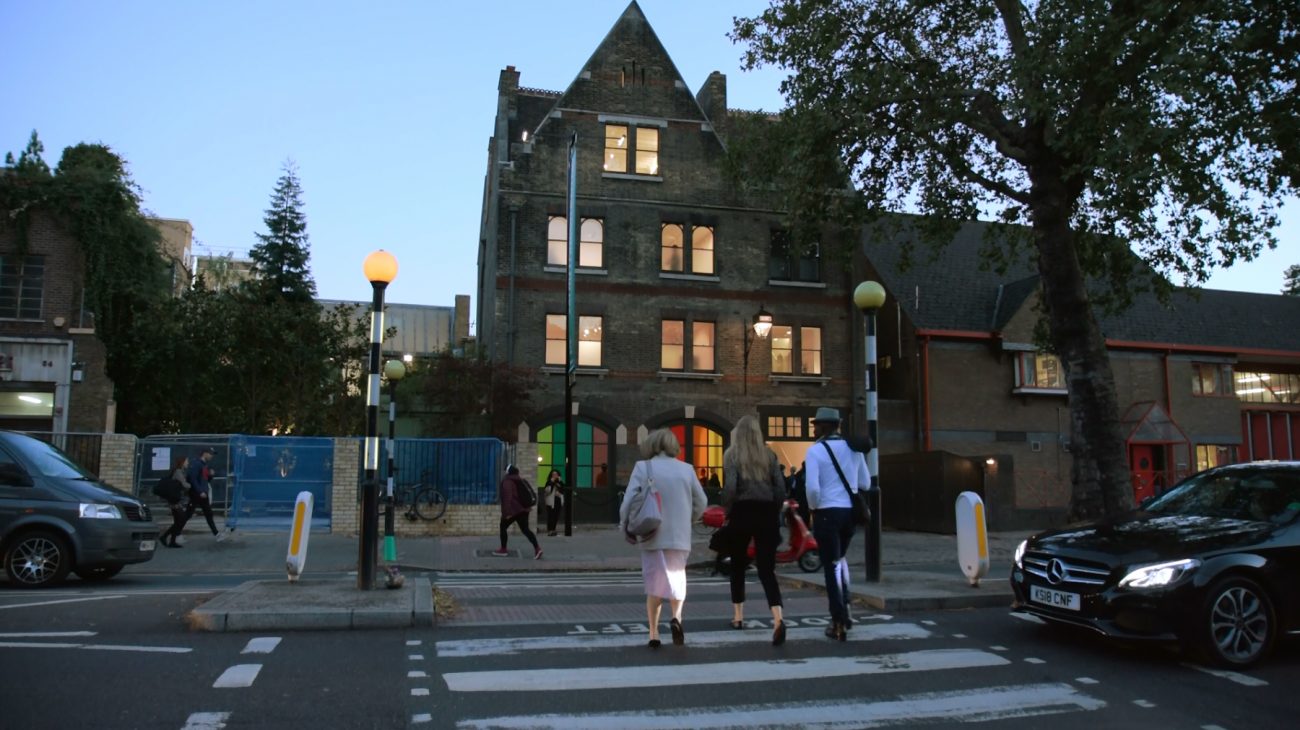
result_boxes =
[721,415,790,645]
[619,428,708,648]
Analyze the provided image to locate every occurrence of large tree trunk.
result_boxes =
[1029,178,1134,521]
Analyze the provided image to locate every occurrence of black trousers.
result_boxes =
[184,494,219,535]
[546,502,562,533]
[726,500,784,608]
[501,512,539,551]
[160,502,189,544]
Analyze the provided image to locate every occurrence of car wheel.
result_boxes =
[799,549,821,573]
[74,565,124,581]
[4,530,73,588]
[1194,575,1276,668]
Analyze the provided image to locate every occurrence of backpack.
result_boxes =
[152,476,184,504]
[516,478,537,508]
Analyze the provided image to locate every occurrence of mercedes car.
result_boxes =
[1010,461,1300,667]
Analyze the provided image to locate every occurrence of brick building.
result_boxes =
[479,1,1300,527]
[477,2,860,519]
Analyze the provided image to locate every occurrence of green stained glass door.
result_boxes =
[536,421,612,523]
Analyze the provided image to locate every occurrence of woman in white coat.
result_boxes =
[619,428,708,648]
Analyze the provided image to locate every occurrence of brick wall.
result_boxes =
[98,433,138,493]
[330,438,360,535]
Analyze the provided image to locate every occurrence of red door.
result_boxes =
[1130,445,1156,504]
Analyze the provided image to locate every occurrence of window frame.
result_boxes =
[660,222,716,276]
[546,215,605,269]
[1013,352,1067,393]
[603,123,660,177]
[544,313,604,368]
[767,229,820,284]
[1232,369,1299,405]
[659,318,716,373]
[768,323,824,377]
[1191,362,1234,398]
[1195,444,1236,473]
[0,254,45,320]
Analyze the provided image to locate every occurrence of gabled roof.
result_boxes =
[861,217,1300,354]
[529,1,724,143]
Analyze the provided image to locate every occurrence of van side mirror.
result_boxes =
[0,461,33,487]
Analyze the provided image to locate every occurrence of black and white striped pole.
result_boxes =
[383,358,406,566]
[360,250,397,590]
[854,280,886,583]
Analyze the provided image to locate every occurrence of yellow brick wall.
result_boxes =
[98,434,138,494]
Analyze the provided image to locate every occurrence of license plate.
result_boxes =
[140,540,155,552]
[1031,585,1080,611]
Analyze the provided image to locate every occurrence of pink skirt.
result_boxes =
[641,549,689,600]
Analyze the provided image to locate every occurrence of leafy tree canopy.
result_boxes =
[410,352,539,440]
[733,1,1298,519]
[1284,264,1300,296]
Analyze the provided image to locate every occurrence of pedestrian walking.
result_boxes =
[542,468,566,536]
[494,465,542,559]
[619,428,707,648]
[720,415,789,646]
[184,448,227,542]
[804,407,870,641]
[158,456,191,548]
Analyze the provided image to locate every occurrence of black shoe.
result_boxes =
[730,620,744,630]
[670,618,684,646]
[772,621,786,647]
[824,622,846,641]
[647,639,661,649]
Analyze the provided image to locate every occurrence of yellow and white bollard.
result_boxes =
[955,491,989,587]
[286,491,314,582]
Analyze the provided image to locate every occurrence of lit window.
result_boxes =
[603,124,661,177]
[1195,444,1236,473]
[785,416,803,438]
[660,223,715,275]
[768,229,819,282]
[768,416,784,438]
[1015,352,1066,390]
[0,255,45,320]
[545,314,604,367]
[770,324,820,376]
[546,216,604,268]
[1192,363,1233,396]
[1233,370,1298,404]
[660,319,715,372]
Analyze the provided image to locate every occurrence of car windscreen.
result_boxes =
[1,434,95,480]
[1146,468,1300,524]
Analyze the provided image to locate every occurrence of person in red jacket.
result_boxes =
[494,465,542,559]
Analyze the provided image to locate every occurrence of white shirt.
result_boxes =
[805,435,871,511]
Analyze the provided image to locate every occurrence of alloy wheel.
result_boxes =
[6,533,70,587]
[1208,583,1270,665]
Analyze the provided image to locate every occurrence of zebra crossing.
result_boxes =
[433,571,730,589]
[405,616,1112,728]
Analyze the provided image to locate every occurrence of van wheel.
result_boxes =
[1193,575,1276,668]
[4,530,73,588]
[74,565,124,581]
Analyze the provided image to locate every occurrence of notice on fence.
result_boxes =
[151,447,171,472]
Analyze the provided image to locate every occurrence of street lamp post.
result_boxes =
[741,307,774,395]
[383,358,406,565]
[854,280,886,583]
[360,249,398,590]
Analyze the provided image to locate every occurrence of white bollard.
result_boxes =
[286,491,314,582]
[955,491,989,587]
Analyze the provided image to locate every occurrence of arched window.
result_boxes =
[536,421,611,488]
[667,422,725,491]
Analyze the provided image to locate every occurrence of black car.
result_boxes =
[1010,461,1300,667]
[0,430,159,587]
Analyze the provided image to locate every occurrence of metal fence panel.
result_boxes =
[384,437,506,505]
[20,431,103,475]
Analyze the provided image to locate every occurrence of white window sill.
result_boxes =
[602,172,663,183]
[659,272,720,283]
[657,371,723,383]
[68,327,96,335]
[541,366,609,379]
[768,279,826,289]
[770,375,831,386]
[543,266,608,276]
[1012,387,1068,396]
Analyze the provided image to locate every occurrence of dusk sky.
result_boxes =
[3,0,1295,329]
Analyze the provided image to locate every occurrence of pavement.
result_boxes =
[156,522,1033,632]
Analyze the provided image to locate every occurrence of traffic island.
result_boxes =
[188,577,434,631]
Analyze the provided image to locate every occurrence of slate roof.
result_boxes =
[861,218,1300,354]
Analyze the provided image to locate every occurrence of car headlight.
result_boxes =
[79,503,123,520]
[1118,558,1201,589]
[1013,540,1027,569]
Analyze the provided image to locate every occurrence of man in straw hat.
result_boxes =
[804,407,870,641]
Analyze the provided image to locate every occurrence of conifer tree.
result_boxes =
[250,161,315,303]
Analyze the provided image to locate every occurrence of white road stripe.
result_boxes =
[456,681,1105,729]
[0,595,125,610]
[213,664,262,688]
[412,688,429,696]
[1009,612,1045,624]
[1184,663,1269,687]
[0,641,190,653]
[412,713,432,724]
[438,623,931,658]
[241,637,282,654]
[445,648,1009,692]
[0,631,96,638]
[181,712,231,730]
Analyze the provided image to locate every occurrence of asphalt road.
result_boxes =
[2,569,1297,729]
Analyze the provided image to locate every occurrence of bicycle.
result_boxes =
[391,469,448,521]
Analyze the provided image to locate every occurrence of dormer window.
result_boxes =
[604,124,658,176]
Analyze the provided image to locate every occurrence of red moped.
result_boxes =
[702,498,821,574]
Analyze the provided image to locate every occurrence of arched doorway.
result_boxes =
[666,421,727,504]
[535,420,615,523]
